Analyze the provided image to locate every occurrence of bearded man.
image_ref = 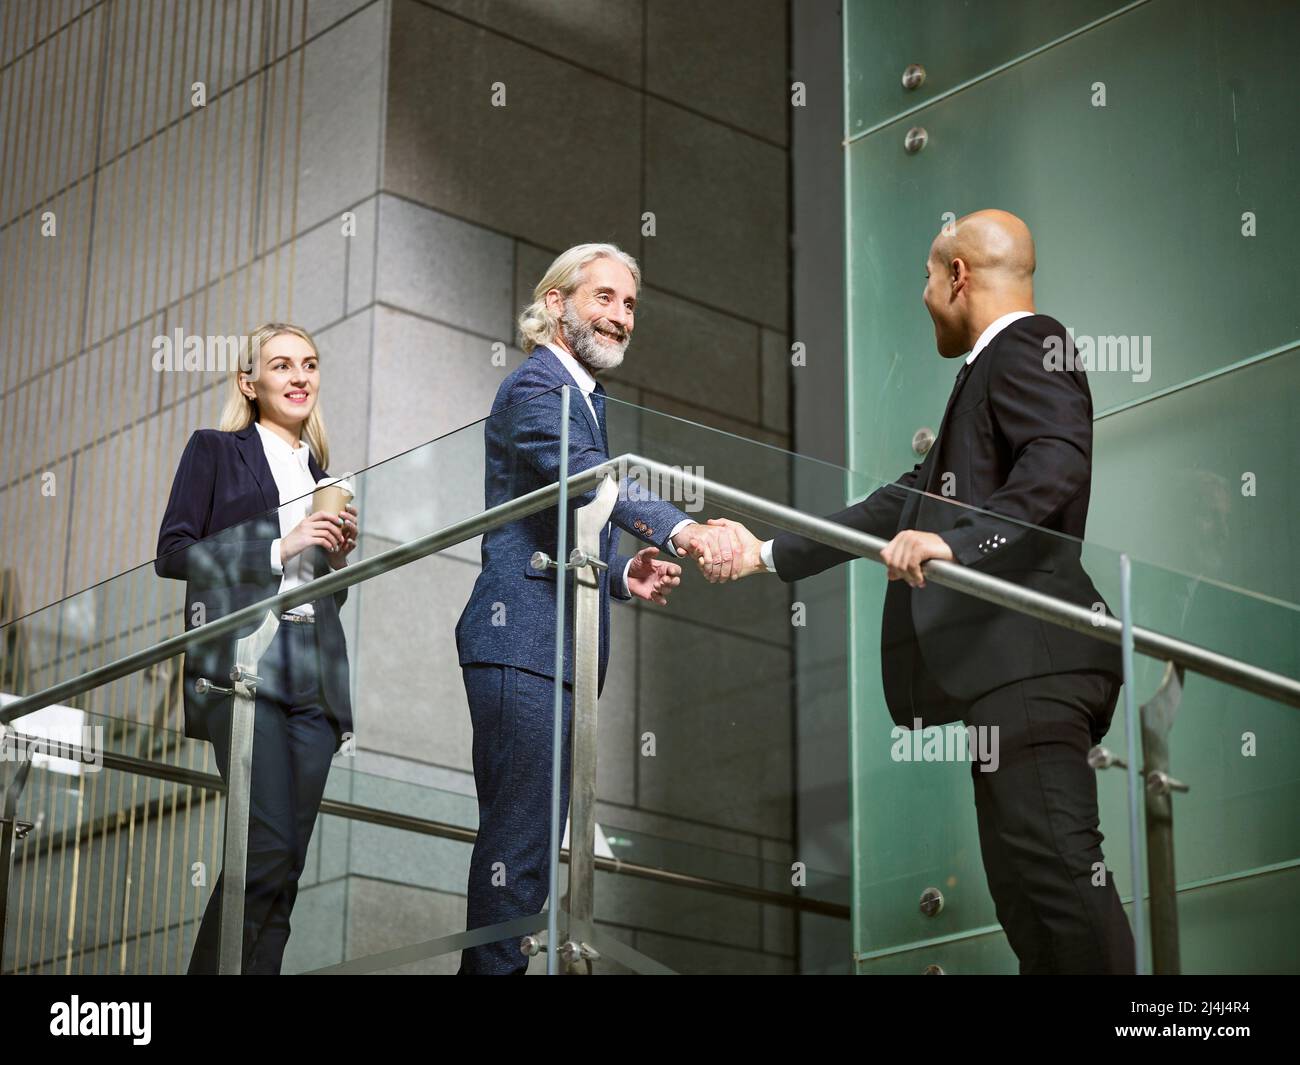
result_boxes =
[453,243,739,974]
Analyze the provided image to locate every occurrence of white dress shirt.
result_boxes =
[543,342,696,590]
[758,311,1036,573]
[965,310,1034,365]
[545,343,600,423]
[256,421,319,617]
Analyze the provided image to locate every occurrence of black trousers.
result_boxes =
[963,669,1136,974]
[188,621,337,975]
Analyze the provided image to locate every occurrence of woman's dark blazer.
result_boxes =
[155,423,353,745]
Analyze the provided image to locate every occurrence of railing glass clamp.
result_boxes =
[1146,770,1189,796]
[559,940,599,964]
[567,549,607,572]
[230,666,261,690]
[0,817,34,840]
[1087,745,1128,771]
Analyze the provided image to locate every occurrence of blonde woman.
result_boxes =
[155,323,357,974]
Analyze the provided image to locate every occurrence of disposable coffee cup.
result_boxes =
[312,474,355,517]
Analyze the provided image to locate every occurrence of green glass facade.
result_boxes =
[843,0,1299,973]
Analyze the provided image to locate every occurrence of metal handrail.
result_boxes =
[615,455,1300,709]
[0,463,610,725]
[3,451,1296,720]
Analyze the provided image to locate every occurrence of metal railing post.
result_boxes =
[0,751,34,972]
[546,385,571,976]
[196,609,280,976]
[562,474,620,974]
[1119,554,1148,974]
[1141,661,1187,975]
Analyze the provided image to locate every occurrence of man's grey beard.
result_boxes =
[559,300,628,372]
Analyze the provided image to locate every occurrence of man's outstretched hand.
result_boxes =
[626,547,682,606]
[880,529,953,588]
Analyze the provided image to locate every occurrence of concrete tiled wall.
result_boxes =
[354,0,798,971]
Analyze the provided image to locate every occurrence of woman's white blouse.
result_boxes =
[255,422,319,618]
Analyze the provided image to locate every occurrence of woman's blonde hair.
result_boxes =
[218,322,330,468]
[517,243,641,353]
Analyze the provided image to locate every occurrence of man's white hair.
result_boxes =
[517,243,641,353]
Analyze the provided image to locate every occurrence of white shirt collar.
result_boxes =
[543,342,597,396]
[966,310,1035,365]
[255,421,312,470]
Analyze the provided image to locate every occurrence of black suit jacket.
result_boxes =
[773,314,1121,728]
[155,423,352,745]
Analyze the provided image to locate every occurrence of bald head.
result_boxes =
[923,209,1037,357]
[932,209,1036,285]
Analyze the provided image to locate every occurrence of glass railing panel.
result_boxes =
[1,710,217,974]
[562,395,857,972]
[1124,556,1300,918]
[4,383,1296,975]
[0,706,540,974]
[592,392,1296,974]
[1,386,570,975]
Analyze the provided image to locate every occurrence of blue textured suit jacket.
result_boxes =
[455,346,688,691]
[155,423,353,745]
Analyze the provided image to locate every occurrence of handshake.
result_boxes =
[626,517,957,604]
[672,518,765,583]
[621,518,764,608]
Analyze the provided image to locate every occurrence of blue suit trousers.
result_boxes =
[459,664,572,975]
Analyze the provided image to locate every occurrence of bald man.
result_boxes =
[711,211,1135,974]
